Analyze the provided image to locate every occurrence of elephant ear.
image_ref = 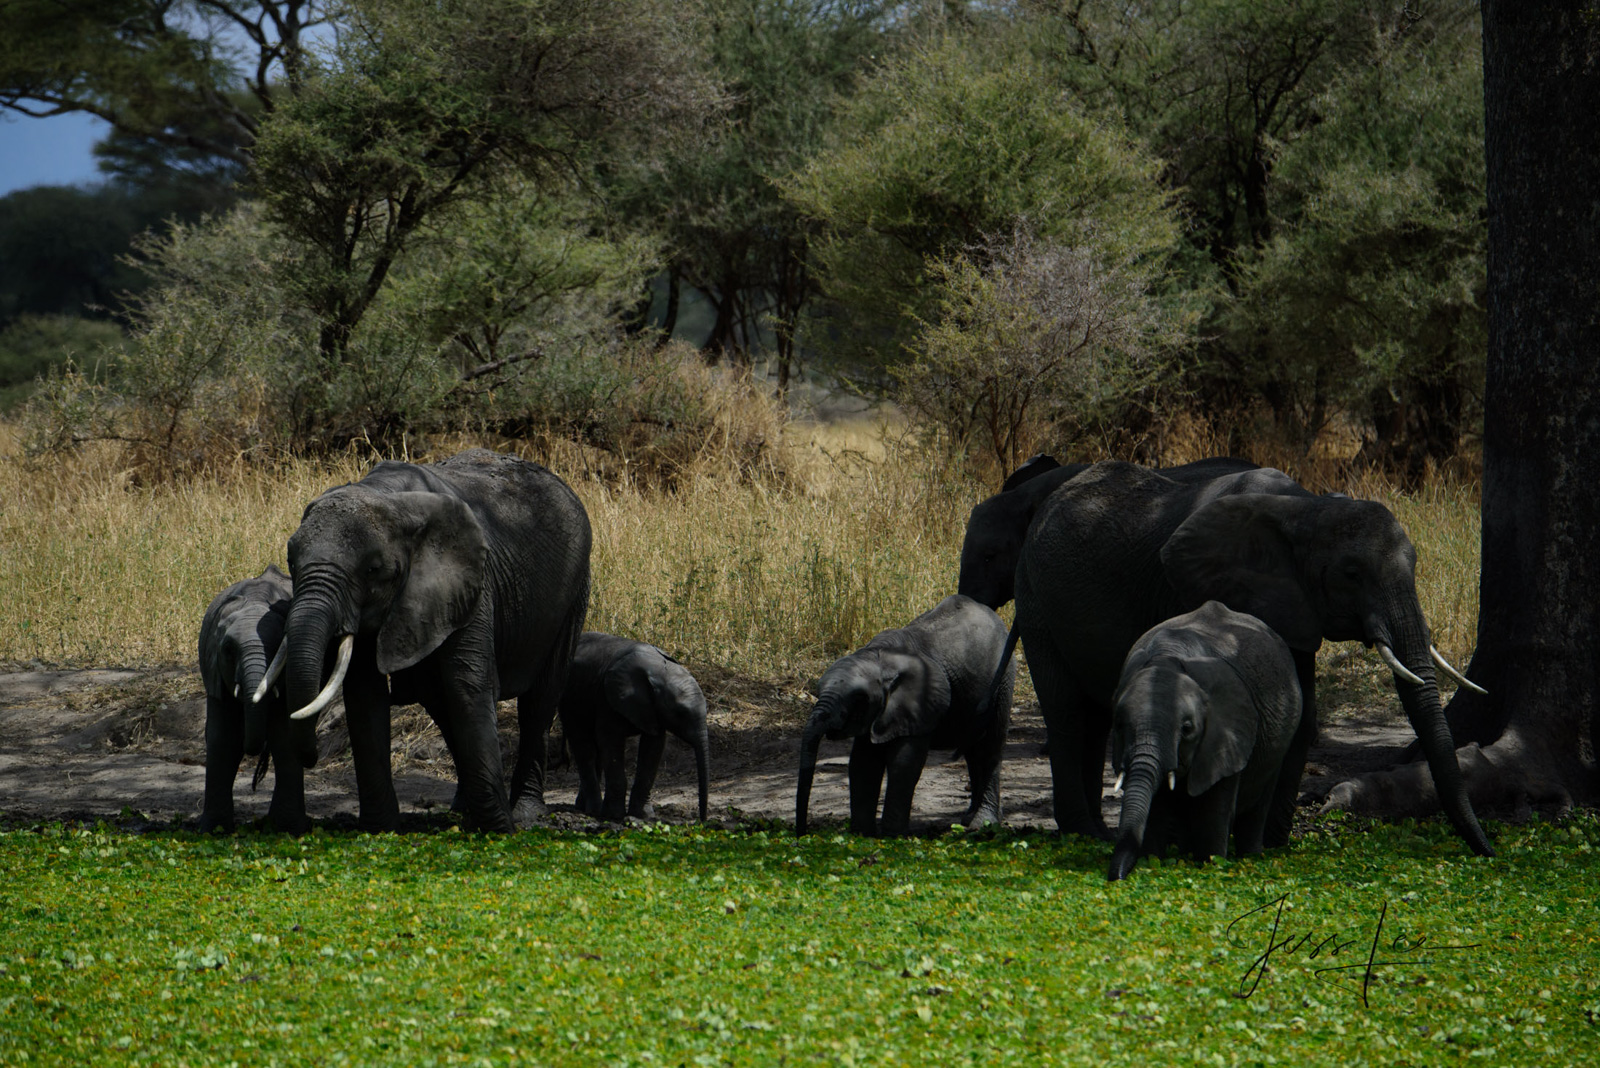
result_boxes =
[376,492,488,673]
[603,651,667,737]
[869,652,952,743]
[1160,496,1323,653]
[1182,656,1259,796]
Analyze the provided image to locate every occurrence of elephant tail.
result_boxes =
[251,749,272,791]
[1108,751,1162,882]
[953,620,1020,761]
[693,719,710,822]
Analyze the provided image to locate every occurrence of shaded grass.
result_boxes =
[1,815,1595,1066]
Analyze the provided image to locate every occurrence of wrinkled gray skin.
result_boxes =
[197,566,306,833]
[1107,602,1301,881]
[1011,461,1493,856]
[958,456,1260,609]
[559,632,710,822]
[284,450,590,833]
[796,595,1015,837]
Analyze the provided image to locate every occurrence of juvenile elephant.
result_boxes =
[958,456,1260,609]
[197,566,306,833]
[283,449,591,833]
[1009,461,1491,856]
[1107,602,1301,881]
[796,595,1014,837]
[558,632,710,822]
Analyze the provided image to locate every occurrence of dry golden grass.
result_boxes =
[0,419,1480,684]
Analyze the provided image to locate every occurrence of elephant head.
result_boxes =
[283,485,487,769]
[794,650,951,835]
[199,566,293,758]
[1160,493,1493,856]
[603,647,710,821]
[1107,647,1266,881]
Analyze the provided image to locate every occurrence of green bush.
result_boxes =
[0,316,126,412]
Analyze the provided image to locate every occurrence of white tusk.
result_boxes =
[289,634,353,721]
[1168,771,1176,792]
[253,641,288,704]
[1376,643,1426,686]
[1431,646,1488,695]
[233,683,240,699]
[1112,773,1124,794]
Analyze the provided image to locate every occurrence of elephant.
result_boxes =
[197,565,307,833]
[1008,460,1492,856]
[1106,601,1302,881]
[282,448,591,833]
[958,455,1260,609]
[796,595,1015,837]
[558,632,710,822]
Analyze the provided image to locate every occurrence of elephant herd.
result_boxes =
[198,447,1496,880]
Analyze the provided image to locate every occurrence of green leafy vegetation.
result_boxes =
[1,816,1595,1065]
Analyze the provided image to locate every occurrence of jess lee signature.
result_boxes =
[1227,894,1482,1005]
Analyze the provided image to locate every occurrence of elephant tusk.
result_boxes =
[233,683,239,699]
[1112,772,1124,795]
[1431,646,1488,695]
[1168,771,1176,793]
[289,634,353,721]
[1376,643,1426,686]
[253,642,289,705]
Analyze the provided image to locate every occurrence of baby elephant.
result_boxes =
[796,595,1015,837]
[1107,601,1302,881]
[558,632,710,822]
[198,565,308,833]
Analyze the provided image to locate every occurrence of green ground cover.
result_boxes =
[2,816,1596,1067]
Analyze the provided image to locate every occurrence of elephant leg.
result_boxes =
[199,696,244,832]
[847,736,888,836]
[263,709,309,835]
[963,672,1013,828]
[600,736,630,823]
[1026,641,1110,840]
[1180,779,1240,864]
[510,682,561,826]
[443,674,514,833]
[424,710,469,814]
[1264,651,1317,848]
[629,733,666,819]
[562,715,603,816]
[880,736,930,837]
[1232,774,1280,857]
[345,655,401,833]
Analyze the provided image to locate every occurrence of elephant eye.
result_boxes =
[1181,719,1196,736]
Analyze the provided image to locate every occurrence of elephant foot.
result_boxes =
[1057,818,1114,842]
[628,803,657,821]
[963,805,1003,831]
[511,796,549,828]
[197,811,234,834]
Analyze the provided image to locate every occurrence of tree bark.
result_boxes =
[1329,0,1600,819]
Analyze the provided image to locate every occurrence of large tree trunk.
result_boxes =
[1327,0,1600,819]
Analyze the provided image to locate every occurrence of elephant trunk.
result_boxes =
[1381,605,1494,857]
[237,641,272,757]
[795,716,830,837]
[1108,748,1163,882]
[283,573,355,771]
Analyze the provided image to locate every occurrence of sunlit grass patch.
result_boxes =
[0,814,1595,1065]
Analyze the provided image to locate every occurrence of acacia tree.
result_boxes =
[249,0,711,365]
[1325,0,1599,821]
[0,0,326,163]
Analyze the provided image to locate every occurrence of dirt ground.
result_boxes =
[0,660,1421,836]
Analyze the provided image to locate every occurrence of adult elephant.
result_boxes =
[282,449,591,833]
[1011,460,1492,856]
[958,456,1259,609]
